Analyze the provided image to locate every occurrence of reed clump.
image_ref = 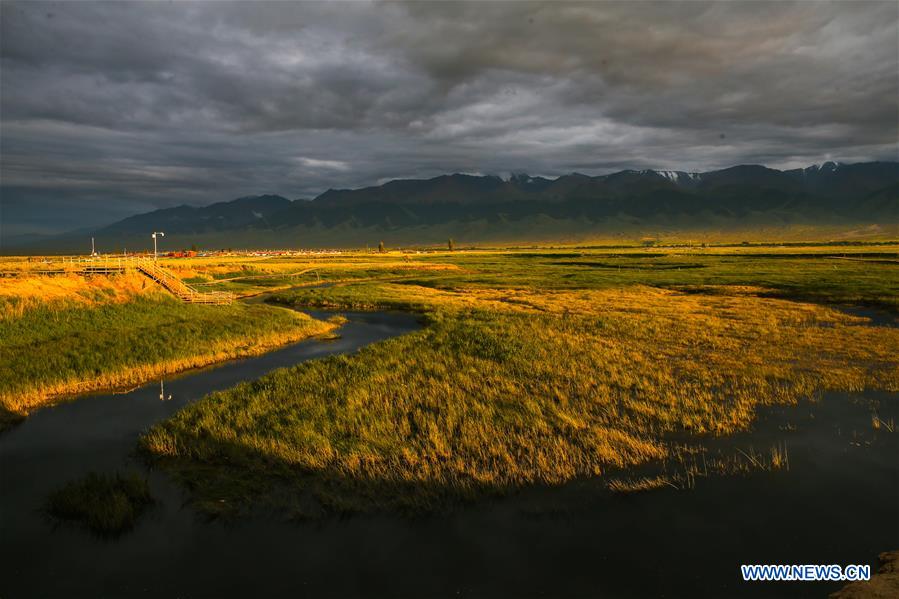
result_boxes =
[608,476,677,493]
[45,471,154,536]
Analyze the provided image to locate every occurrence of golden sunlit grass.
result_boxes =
[607,476,677,494]
[0,273,335,430]
[3,246,897,513]
[0,273,152,319]
[607,441,791,493]
[140,273,898,516]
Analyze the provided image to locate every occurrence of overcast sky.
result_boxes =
[1,1,897,236]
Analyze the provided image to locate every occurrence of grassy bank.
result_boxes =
[0,274,335,429]
[140,261,899,516]
[831,551,899,599]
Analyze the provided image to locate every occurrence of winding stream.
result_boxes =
[0,308,896,598]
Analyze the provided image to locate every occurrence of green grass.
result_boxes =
[6,247,896,516]
[0,287,334,425]
[140,249,899,517]
[406,249,899,312]
[45,471,154,536]
[195,266,452,296]
[214,247,899,313]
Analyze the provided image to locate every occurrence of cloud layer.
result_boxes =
[2,1,897,235]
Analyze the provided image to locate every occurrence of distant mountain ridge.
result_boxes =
[105,194,294,235]
[311,161,897,206]
[6,161,898,251]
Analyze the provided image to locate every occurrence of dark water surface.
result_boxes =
[1,310,897,598]
[835,305,899,328]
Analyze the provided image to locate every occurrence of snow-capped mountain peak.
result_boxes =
[645,170,702,184]
[804,161,843,174]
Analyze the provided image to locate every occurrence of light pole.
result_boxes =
[151,231,165,260]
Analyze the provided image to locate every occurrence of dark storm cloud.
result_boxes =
[1,1,897,236]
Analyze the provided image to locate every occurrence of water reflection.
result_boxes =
[159,379,172,401]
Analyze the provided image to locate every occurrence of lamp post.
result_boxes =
[151,231,165,260]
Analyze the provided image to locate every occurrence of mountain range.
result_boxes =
[5,161,898,252]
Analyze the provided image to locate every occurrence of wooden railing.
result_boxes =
[134,258,234,304]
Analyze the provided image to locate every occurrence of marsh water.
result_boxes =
[1,310,897,598]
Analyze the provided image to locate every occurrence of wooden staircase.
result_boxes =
[135,258,234,304]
